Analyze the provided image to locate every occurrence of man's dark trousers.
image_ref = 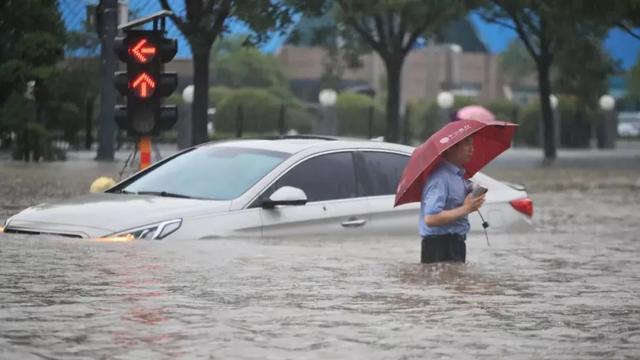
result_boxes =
[421,234,466,263]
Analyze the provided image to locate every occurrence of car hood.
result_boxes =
[5,193,231,238]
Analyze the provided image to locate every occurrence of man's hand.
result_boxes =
[463,193,485,214]
[424,194,486,227]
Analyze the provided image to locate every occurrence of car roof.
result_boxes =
[197,136,414,155]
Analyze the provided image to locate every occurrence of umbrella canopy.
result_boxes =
[394,106,518,207]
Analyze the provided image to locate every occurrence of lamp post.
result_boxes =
[436,91,454,129]
[317,89,338,135]
[598,94,616,149]
[549,94,560,150]
[179,85,194,149]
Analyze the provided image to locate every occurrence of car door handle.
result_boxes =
[341,218,367,227]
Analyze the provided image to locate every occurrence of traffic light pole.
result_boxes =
[138,136,152,169]
[96,0,118,160]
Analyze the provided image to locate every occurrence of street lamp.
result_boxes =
[599,94,615,111]
[178,85,194,149]
[549,94,560,149]
[318,89,337,107]
[436,91,454,109]
[182,84,194,104]
[549,94,558,110]
[598,94,617,149]
[317,89,338,135]
[436,91,454,128]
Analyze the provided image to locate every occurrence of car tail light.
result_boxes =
[510,198,533,218]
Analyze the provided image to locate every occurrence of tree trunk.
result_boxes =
[537,60,556,160]
[384,58,403,143]
[190,48,211,146]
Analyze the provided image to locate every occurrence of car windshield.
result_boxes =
[122,146,290,200]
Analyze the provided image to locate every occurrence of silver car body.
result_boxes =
[3,138,532,240]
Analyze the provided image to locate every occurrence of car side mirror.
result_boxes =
[261,186,308,209]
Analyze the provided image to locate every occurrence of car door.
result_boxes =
[354,151,418,237]
[257,151,372,239]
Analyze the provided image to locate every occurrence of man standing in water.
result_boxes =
[420,136,485,263]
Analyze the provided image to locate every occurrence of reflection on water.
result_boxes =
[1,189,639,359]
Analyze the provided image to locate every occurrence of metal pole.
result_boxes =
[139,136,152,170]
[367,105,374,138]
[278,104,286,135]
[96,0,117,160]
[403,104,411,145]
[236,104,244,138]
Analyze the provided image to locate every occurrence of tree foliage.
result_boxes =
[214,87,313,134]
[0,0,65,107]
[291,0,467,142]
[480,0,608,159]
[330,0,467,143]
[211,36,289,91]
[553,38,617,110]
[499,39,535,86]
[159,0,300,145]
[628,57,640,100]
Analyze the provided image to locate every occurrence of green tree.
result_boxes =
[480,0,606,160]
[326,0,466,143]
[554,38,616,110]
[499,39,535,86]
[211,37,289,91]
[47,58,100,146]
[0,0,65,121]
[577,1,640,41]
[159,0,298,146]
[628,57,640,100]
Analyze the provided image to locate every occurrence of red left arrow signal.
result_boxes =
[129,38,157,63]
[130,73,156,98]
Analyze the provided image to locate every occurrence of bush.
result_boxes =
[407,100,438,142]
[485,99,520,123]
[517,103,541,147]
[335,92,384,137]
[557,97,593,148]
[11,123,64,161]
[46,101,81,147]
[208,86,234,107]
[515,97,593,148]
[214,87,313,135]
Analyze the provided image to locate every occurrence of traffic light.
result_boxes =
[114,29,178,135]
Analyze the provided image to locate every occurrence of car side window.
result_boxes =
[357,151,409,196]
[264,152,357,202]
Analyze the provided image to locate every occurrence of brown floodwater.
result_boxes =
[1,187,639,359]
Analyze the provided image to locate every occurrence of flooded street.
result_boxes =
[1,147,640,359]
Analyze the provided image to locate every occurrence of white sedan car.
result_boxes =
[2,137,533,240]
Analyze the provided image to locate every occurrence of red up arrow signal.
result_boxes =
[130,73,156,98]
[129,38,157,64]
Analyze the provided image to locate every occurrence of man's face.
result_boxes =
[445,137,474,166]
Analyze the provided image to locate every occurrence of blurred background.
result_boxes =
[1,0,639,163]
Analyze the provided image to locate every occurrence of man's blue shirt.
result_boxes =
[419,160,472,237]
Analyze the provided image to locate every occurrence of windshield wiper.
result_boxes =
[111,189,136,195]
[136,191,193,199]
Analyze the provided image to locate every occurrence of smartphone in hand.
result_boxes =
[471,185,488,198]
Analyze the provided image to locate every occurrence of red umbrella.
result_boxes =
[394,106,518,207]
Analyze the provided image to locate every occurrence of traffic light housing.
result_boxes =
[114,29,178,135]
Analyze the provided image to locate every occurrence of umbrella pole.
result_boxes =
[477,210,490,246]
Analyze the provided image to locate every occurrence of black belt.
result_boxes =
[422,233,466,241]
